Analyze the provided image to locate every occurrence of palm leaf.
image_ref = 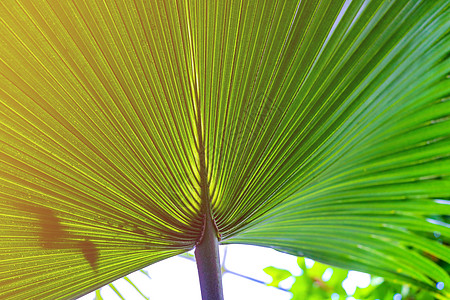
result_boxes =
[0,0,449,298]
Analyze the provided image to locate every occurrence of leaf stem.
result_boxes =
[195,212,224,300]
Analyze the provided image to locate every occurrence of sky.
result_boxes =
[77,244,371,300]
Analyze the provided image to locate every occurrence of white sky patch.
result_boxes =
[304,257,315,269]
[224,244,302,281]
[434,199,450,205]
[279,276,296,290]
[322,268,334,282]
[223,272,291,300]
[393,293,402,300]
[342,271,371,295]
[427,218,450,228]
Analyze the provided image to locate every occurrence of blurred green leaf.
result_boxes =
[263,266,293,288]
[267,258,350,299]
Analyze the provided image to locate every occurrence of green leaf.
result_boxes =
[94,290,103,300]
[124,276,150,300]
[263,266,292,288]
[289,258,348,299]
[109,283,126,300]
[1,0,449,299]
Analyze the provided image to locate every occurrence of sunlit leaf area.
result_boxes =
[1,0,449,299]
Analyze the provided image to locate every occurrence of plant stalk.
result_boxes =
[195,212,224,300]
